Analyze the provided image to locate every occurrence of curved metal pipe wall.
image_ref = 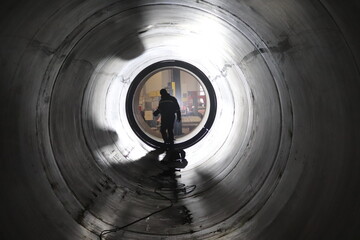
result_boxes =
[1,1,360,239]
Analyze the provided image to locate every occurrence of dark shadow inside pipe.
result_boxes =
[1,1,360,240]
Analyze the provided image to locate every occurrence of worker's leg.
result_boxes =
[167,118,175,146]
[160,124,168,143]
[161,117,175,147]
[168,126,174,145]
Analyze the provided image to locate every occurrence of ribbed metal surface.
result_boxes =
[1,1,360,239]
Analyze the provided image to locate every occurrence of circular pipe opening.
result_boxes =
[126,60,217,149]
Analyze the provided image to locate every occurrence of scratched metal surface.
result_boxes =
[1,0,360,240]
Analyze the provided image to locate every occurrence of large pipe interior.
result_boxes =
[1,1,360,239]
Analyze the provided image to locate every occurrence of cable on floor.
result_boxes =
[98,188,173,240]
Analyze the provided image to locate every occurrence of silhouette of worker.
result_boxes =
[153,89,181,148]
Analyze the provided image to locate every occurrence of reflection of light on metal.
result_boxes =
[158,152,166,161]
[4,1,360,239]
[81,6,252,168]
[177,19,227,66]
[42,3,286,239]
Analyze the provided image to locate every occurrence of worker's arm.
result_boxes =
[153,108,160,116]
[176,109,181,122]
[174,98,181,122]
